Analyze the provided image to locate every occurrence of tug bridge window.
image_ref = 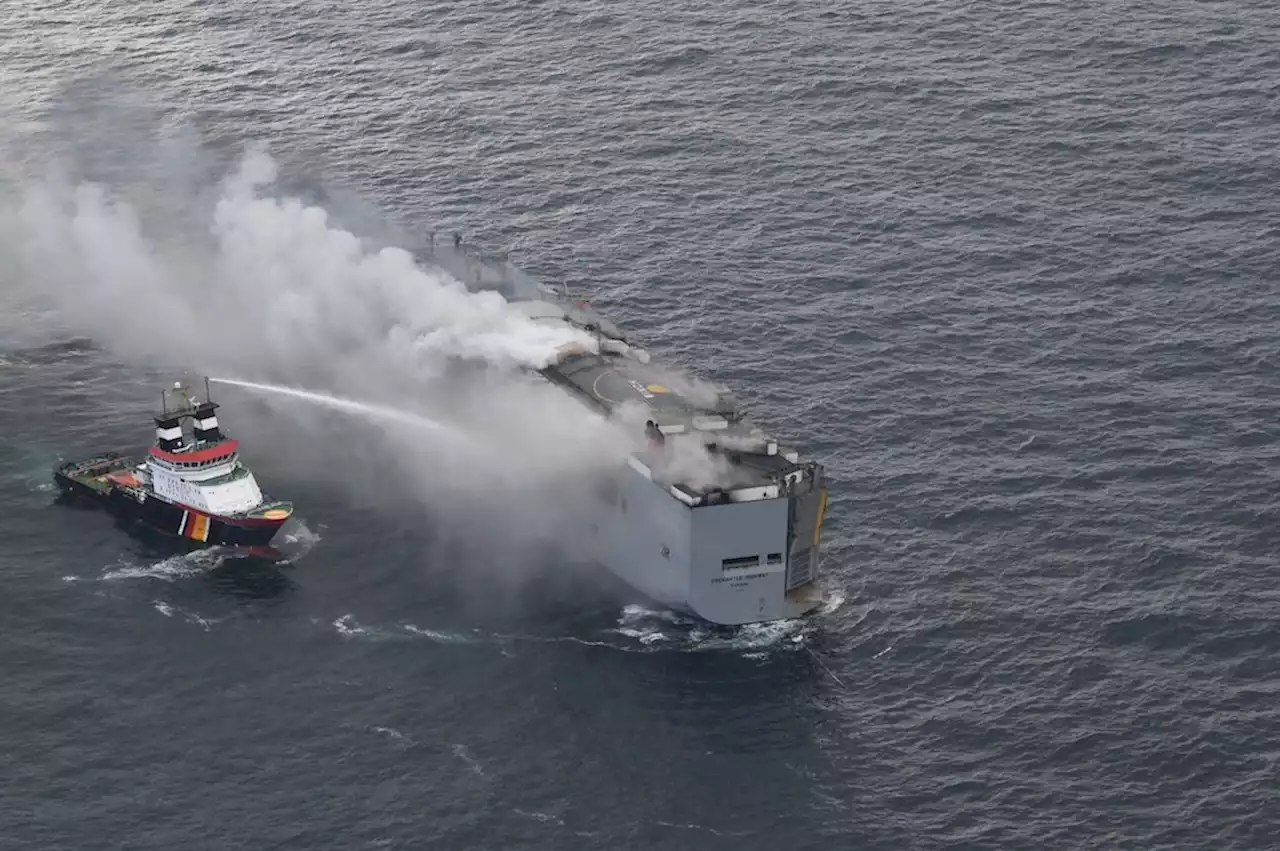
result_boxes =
[721,555,760,571]
[157,454,236,471]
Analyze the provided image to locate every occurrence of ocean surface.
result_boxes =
[3,1,1280,848]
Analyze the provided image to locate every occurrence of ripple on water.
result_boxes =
[1,0,1278,848]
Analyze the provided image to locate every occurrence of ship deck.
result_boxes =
[542,354,803,492]
[417,235,811,494]
[57,453,135,491]
[540,353,715,419]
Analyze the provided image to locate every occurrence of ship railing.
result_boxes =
[417,232,565,302]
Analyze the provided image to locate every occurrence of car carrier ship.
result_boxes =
[418,234,829,625]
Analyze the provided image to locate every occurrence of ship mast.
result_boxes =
[154,384,187,454]
[154,378,225,452]
[192,377,223,445]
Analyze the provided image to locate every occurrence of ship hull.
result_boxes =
[422,237,833,625]
[585,460,827,626]
[54,468,287,548]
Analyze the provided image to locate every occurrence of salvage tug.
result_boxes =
[53,378,293,547]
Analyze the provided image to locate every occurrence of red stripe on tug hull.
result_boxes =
[148,440,240,464]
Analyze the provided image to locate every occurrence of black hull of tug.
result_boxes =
[54,471,286,548]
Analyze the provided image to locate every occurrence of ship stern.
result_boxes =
[685,464,827,626]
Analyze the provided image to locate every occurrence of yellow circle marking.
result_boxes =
[263,508,292,520]
[646,384,669,394]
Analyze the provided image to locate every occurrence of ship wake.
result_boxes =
[326,601,845,657]
[609,604,820,654]
[93,548,230,583]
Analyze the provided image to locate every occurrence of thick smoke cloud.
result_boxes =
[1,144,649,568]
[13,147,596,375]
[0,126,747,595]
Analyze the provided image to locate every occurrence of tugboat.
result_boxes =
[53,378,293,547]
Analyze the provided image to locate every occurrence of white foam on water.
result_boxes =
[331,614,482,644]
[618,603,697,626]
[819,587,848,616]
[615,627,668,645]
[149,599,216,631]
[100,549,226,582]
[451,743,486,777]
[492,631,642,652]
[609,601,818,654]
[513,809,565,826]
[871,643,895,660]
[653,820,753,838]
[690,618,813,652]
[332,613,367,636]
[273,519,321,565]
[400,624,478,644]
[325,603,826,657]
[370,726,411,745]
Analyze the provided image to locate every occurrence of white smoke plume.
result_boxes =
[12,147,595,375]
[0,144,648,569]
[651,434,744,491]
[0,134,749,598]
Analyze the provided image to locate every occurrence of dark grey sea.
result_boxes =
[2,1,1279,849]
